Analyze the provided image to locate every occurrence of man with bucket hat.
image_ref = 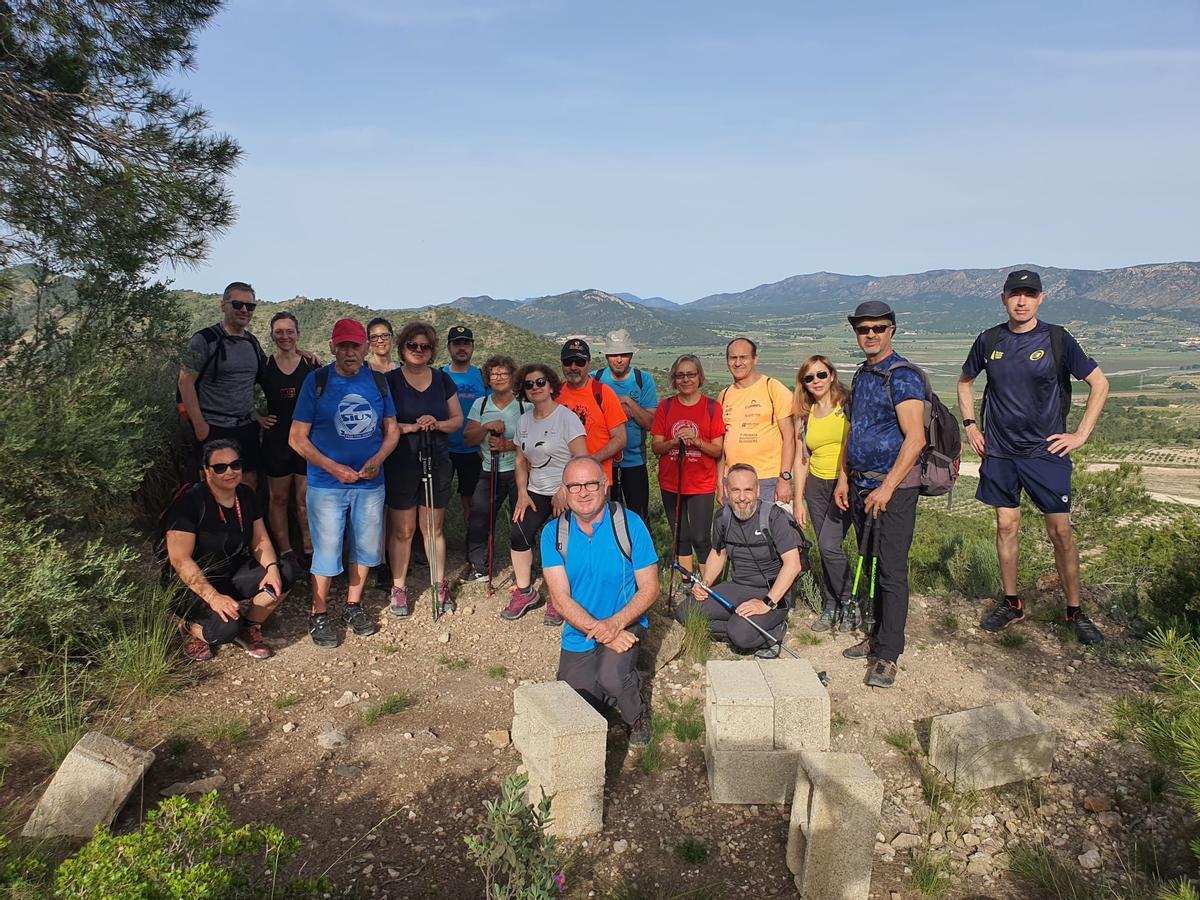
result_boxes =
[593,329,658,521]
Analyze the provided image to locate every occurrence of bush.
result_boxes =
[463,773,564,899]
[945,535,1001,601]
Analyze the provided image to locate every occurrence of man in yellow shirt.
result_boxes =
[718,337,795,505]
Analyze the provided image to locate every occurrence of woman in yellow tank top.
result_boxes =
[791,355,854,633]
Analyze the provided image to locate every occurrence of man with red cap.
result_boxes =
[290,319,399,649]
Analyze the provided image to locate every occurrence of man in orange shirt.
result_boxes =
[557,338,627,481]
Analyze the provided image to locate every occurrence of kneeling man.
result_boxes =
[542,457,659,747]
[675,463,805,658]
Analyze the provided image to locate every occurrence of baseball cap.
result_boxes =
[561,337,591,361]
[448,324,474,343]
[1003,270,1043,293]
[847,300,896,326]
[330,318,367,345]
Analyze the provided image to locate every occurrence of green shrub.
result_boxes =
[945,535,1000,600]
[463,773,563,899]
[53,792,329,897]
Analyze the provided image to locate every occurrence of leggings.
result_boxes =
[804,476,853,610]
[660,490,715,561]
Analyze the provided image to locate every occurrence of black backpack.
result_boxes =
[979,323,1072,430]
[714,501,811,605]
[177,325,267,415]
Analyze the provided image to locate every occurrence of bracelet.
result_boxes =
[266,562,279,570]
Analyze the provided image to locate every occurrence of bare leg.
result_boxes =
[995,507,1021,596]
[242,469,258,492]
[311,574,331,614]
[246,590,283,625]
[389,508,418,588]
[1044,513,1081,608]
[267,475,293,554]
[347,563,369,605]
[512,548,533,590]
[421,507,447,582]
[294,475,312,554]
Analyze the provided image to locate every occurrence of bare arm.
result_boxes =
[166,530,240,622]
[591,426,627,464]
[957,374,984,456]
[438,394,465,434]
[178,368,207,439]
[767,547,803,604]
[775,414,796,502]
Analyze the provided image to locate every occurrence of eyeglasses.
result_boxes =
[207,459,244,474]
[405,341,433,353]
[230,300,256,312]
[674,370,699,380]
[802,370,830,384]
[368,333,392,343]
[564,480,603,494]
[562,358,588,368]
[523,377,549,390]
[854,324,892,336]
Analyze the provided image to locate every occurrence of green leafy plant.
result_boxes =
[439,655,470,671]
[463,773,564,899]
[997,630,1027,649]
[665,699,703,743]
[883,728,916,754]
[1008,841,1097,900]
[273,693,302,710]
[673,838,709,865]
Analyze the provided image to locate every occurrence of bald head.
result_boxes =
[563,456,605,485]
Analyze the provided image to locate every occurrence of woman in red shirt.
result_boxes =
[650,354,726,577]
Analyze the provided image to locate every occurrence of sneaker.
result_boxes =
[233,625,273,660]
[437,581,456,615]
[755,622,787,659]
[838,603,860,633]
[179,622,214,661]
[981,601,1025,633]
[864,658,897,688]
[308,612,339,649]
[500,585,541,621]
[388,585,411,618]
[842,638,875,660]
[342,603,378,637]
[460,567,488,585]
[1067,610,1105,645]
[543,598,564,627]
[810,609,837,632]
[628,714,652,748]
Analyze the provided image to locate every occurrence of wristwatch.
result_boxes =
[962,419,977,428]
[764,597,778,610]
[779,471,793,481]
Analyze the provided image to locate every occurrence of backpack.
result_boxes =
[314,364,388,403]
[847,360,961,500]
[714,501,811,604]
[593,368,645,391]
[979,323,1072,430]
[177,325,267,418]
[555,500,634,563]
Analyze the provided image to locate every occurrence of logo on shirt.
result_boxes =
[336,393,378,441]
[989,350,1004,361]
[1029,350,1045,361]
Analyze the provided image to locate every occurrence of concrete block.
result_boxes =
[512,681,606,784]
[23,732,155,839]
[705,660,775,750]
[704,734,800,804]
[757,658,830,751]
[524,770,604,837]
[788,751,883,900]
[929,701,1055,791]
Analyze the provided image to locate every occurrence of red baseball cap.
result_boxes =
[330,318,367,346]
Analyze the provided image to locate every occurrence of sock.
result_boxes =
[1005,594,1022,609]
[1065,605,1081,622]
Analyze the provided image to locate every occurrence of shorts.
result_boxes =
[197,421,262,473]
[171,556,298,645]
[977,454,1073,515]
[510,491,555,553]
[385,454,453,511]
[262,432,306,479]
[307,485,386,576]
[449,451,483,498]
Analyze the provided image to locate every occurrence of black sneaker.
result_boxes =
[628,714,652,748]
[981,602,1025,633]
[755,623,787,659]
[342,603,378,637]
[308,612,339,649]
[459,568,488,585]
[1067,610,1105,645]
[842,639,875,660]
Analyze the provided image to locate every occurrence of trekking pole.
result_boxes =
[866,509,881,629]
[486,447,498,595]
[666,439,685,613]
[673,563,801,659]
[420,430,439,620]
[850,512,875,624]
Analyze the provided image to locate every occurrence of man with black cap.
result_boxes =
[442,324,487,529]
[834,300,926,688]
[557,337,627,485]
[958,269,1109,645]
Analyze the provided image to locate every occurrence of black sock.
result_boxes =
[1065,605,1080,621]
[1005,594,1022,609]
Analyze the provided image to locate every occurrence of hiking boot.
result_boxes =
[179,622,214,661]
[309,612,339,649]
[437,581,456,615]
[755,623,788,659]
[501,585,541,621]
[981,601,1025,633]
[543,598,564,627]
[233,625,273,660]
[842,638,875,661]
[342,603,378,637]
[628,713,652,748]
[865,658,897,688]
[839,603,860,633]
[460,567,488,585]
[1067,610,1105,645]
[388,585,411,618]
[810,608,837,632]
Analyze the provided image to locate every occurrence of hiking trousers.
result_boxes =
[804,476,852,611]
[611,463,649,523]
[557,625,647,725]
[465,468,518,572]
[850,485,918,663]
[673,583,789,652]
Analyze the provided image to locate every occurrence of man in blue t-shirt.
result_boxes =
[442,324,488,528]
[290,318,398,649]
[541,456,659,747]
[594,330,658,522]
[958,269,1110,645]
[834,301,927,689]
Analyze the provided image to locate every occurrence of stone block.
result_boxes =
[757,658,830,751]
[23,732,155,839]
[928,701,1055,792]
[704,734,800,804]
[525,768,604,837]
[512,681,606,784]
[705,660,775,750]
[788,751,883,900]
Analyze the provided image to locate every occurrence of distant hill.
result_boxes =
[612,292,679,310]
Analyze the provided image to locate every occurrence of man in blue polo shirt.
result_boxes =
[541,456,659,747]
[958,269,1110,645]
[834,301,927,689]
[594,330,658,521]
[442,324,488,528]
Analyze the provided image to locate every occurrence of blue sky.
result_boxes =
[170,0,1200,307]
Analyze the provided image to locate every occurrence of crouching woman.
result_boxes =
[165,439,296,661]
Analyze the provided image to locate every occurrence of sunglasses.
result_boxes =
[562,358,588,368]
[523,377,549,390]
[854,324,892,336]
[802,370,830,384]
[405,341,433,353]
[207,459,244,474]
[565,480,603,495]
[368,333,392,343]
[230,300,256,312]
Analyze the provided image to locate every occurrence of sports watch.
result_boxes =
[962,419,977,428]
[779,471,793,481]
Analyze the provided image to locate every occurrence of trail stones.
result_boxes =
[929,701,1055,791]
[787,751,884,900]
[23,732,155,839]
[160,774,226,796]
[317,725,349,750]
[638,611,686,672]
[512,681,606,836]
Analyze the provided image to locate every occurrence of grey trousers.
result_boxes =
[556,625,647,725]
[804,475,853,611]
[673,582,789,652]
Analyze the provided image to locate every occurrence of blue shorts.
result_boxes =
[977,455,1072,515]
[307,485,386,576]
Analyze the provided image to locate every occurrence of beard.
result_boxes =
[731,500,757,522]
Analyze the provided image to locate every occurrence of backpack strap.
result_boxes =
[591,378,605,415]
[370,370,388,404]
[191,325,225,383]
[978,324,1007,427]
[634,368,643,390]
[555,502,633,564]
[314,364,331,400]
[1047,323,1073,427]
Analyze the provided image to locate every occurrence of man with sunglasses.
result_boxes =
[557,338,628,484]
[958,270,1108,645]
[834,300,926,689]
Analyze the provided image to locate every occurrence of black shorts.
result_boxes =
[449,451,483,498]
[198,421,262,473]
[171,556,298,644]
[262,432,306,479]
[510,491,555,553]
[385,454,453,511]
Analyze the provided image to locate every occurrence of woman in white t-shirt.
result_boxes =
[505,363,587,624]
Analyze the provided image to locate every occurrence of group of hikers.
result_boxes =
[164,269,1109,743]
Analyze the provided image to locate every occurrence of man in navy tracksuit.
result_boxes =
[957,269,1110,645]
